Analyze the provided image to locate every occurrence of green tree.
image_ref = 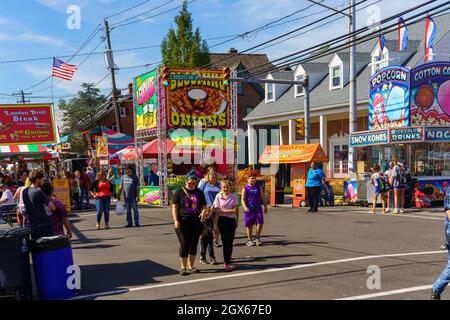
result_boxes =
[59,83,106,153]
[161,0,210,67]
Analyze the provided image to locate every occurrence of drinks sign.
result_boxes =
[389,127,424,143]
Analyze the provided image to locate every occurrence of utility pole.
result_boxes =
[103,19,121,133]
[307,0,357,176]
[348,0,357,177]
[13,90,31,104]
[303,74,310,144]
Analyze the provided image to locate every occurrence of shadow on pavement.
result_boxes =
[78,260,178,296]
[234,240,328,247]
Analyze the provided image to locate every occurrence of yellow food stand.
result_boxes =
[259,144,328,207]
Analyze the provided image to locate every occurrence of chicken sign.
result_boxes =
[369,66,410,130]
[0,104,56,145]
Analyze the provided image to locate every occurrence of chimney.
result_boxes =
[228,47,238,54]
[128,83,133,95]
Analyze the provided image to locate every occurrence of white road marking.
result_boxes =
[336,285,433,300]
[71,250,445,300]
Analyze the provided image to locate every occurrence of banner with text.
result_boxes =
[166,68,231,129]
[410,62,450,127]
[135,70,158,133]
[369,66,410,130]
[0,104,56,145]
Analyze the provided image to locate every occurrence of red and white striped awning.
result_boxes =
[0,144,58,161]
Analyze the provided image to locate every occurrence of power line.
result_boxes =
[112,0,198,29]
[114,0,346,69]
[198,0,370,70]
[111,0,176,28]
[248,1,447,78]
[106,0,154,19]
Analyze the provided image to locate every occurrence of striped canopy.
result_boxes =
[0,144,58,162]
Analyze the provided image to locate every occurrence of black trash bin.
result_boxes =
[404,178,417,209]
[275,187,284,204]
[0,227,32,300]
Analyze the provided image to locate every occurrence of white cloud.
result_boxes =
[0,32,65,47]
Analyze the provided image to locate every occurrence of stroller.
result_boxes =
[320,182,334,206]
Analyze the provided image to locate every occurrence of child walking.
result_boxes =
[241,171,268,246]
[213,180,239,272]
[370,164,387,214]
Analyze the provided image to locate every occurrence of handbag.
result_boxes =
[115,202,125,215]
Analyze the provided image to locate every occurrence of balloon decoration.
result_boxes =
[415,85,435,110]
[438,80,450,115]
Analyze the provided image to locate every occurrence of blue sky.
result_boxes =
[0,0,433,115]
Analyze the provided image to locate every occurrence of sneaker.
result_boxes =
[369,210,375,214]
[135,224,140,227]
[200,258,208,265]
[440,243,449,251]
[246,240,255,247]
[385,207,391,213]
[214,240,221,248]
[224,264,233,272]
[392,209,399,214]
[399,209,404,214]
[124,224,133,228]
[254,238,262,246]
[210,257,218,265]
[431,289,441,300]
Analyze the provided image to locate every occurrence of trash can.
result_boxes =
[404,178,417,209]
[0,227,32,300]
[275,187,284,204]
[30,235,76,300]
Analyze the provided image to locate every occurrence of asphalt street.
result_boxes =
[63,204,449,300]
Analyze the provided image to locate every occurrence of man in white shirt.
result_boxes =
[0,182,16,213]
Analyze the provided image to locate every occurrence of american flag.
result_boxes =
[52,58,77,81]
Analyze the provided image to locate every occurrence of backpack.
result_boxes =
[376,174,388,193]
[399,165,408,185]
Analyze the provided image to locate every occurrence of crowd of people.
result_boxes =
[171,167,268,275]
[370,159,411,215]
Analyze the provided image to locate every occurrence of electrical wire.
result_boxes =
[246,0,444,78]
[111,0,176,28]
[106,0,154,19]
[112,0,198,29]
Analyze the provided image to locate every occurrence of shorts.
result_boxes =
[394,185,406,191]
[244,210,264,228]
[374,186,383,194]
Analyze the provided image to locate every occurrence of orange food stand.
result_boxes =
[259,144,328,207]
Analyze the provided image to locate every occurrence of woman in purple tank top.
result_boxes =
[241,170,268,247]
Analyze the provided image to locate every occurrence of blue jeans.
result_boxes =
[95,197,111,224]
[80,188,90,209]
[433,219,450,294]
[125,198,139,226]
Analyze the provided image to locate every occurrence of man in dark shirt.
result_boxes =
[23,170,56,239]
[119,165,140,228]
[149,163,159,187]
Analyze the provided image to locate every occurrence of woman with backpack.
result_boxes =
[370,164,387,214]
[390,159,406,214]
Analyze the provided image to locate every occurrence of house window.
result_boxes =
[331,66,341,88]
[266,83,274,101]
[295,75,304,96]
[371,49,389,75]
[120,107,126,117]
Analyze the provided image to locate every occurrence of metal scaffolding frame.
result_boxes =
[156,69,169,207]
[230,69,238,181]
